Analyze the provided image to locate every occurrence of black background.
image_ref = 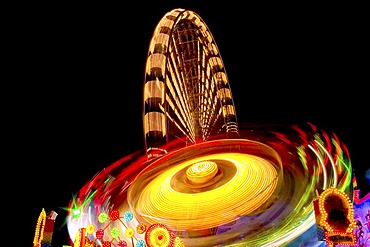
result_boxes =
[11,2,368,246]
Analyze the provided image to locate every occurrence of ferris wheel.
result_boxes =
[143,8,238,158]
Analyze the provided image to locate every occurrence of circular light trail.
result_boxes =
[128,141,279,231]
[185,161,218,184]
[66,124,352,246]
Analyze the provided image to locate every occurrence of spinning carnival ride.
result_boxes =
[66,8,357,247]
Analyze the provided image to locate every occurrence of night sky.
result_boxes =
[17,2,368,246]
